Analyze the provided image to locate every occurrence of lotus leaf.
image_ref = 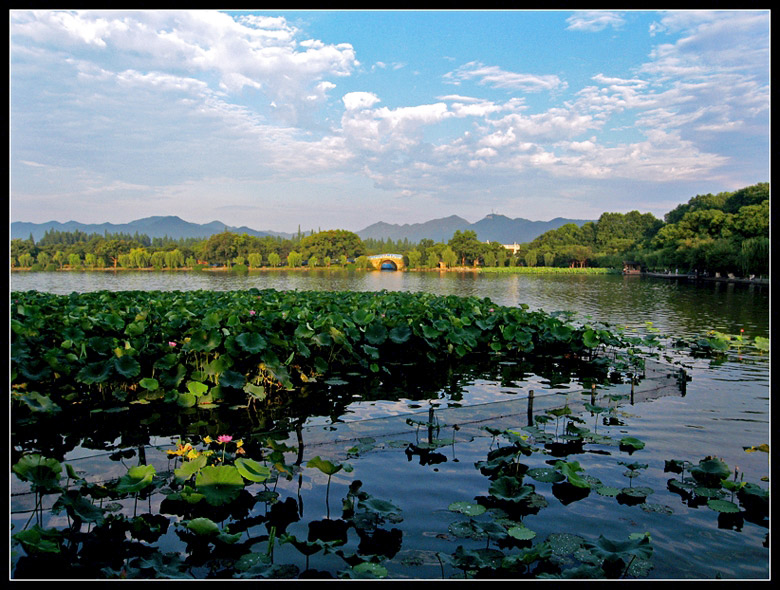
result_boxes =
[236,332,266,353]
[507,525,537,541]
[113,355,141,378]
[489,476,535,502]
[448,501,486,516]
[195,465,245,506]
[52,489,105,526]
[707,499,740,513]
[12,454,62,492]
[235,458,272,483]
[587,533,653,563]
[14,391,62,414]
[174,454,208,481]
[12,526,62,554]
[186,517,220,536]
[116,464,156,494]
[690,457,730,486]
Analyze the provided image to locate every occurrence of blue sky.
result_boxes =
[10,10,770,234]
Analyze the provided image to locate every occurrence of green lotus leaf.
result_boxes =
[243,382,266,401]
[116,464,156,494]
[14,391,62,414]
[346,562,388,579]
[235,458,272,483]
[489,476,535,502]
[76,360,113,385]
[176,392,197,408]
[753,336,769,351]
[12,454,62,492]
[527,467,566,484]
[187,329,222,352]
[306,456,343,476]
[186,517,220,536]
[175,454,208,482]
[114,355,141,378]
[508,525,537,541]
[201,311,222,330]
[619,436,646,451]
[52,489,105,526]
[583,329,600,348]
[220,369,246,389]
[596,486,621,497]
[186,381,209,396]
[364,321,388,346]
[707,499,740,513]
[555,461,591,489]
[139,377,159,391]
[351,309,374,326]
[195,465,245,506]
[388,324,412,344]
[363,496,400,516]
[12,526,62,554]
[448,501,487,516]
[690,457,730,485]
[587,533,653,562]
[236,332,266,353]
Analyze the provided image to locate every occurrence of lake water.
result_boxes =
[10,270,770,579]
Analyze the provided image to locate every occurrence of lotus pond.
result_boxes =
[10,280,770,579]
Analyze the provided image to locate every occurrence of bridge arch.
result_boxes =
[367,253,405,271]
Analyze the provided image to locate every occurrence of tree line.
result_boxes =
[11,183,768,277]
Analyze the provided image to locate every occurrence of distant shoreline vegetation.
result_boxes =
[10,183,768,279]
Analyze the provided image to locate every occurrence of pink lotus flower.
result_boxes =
[249,310,256,315]
[217,435,233,444]
[168,341,177,347]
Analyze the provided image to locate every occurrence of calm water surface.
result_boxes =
[11,270,770,579]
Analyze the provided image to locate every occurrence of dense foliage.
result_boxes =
[11,183,768,276]
[10,289,638,413]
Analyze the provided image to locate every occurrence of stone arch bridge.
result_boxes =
[367,253,405,270]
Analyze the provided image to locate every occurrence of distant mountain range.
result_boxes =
[11,213,593,245]
[11,216,294,242]
[357,213,593,244]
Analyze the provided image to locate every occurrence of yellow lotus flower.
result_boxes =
[203,435,213,444]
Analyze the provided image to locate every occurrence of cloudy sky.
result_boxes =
[10,10,770,233]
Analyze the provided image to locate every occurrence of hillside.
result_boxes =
[12,213,593,244]
[358,213,593,244]
[11,216,293,242]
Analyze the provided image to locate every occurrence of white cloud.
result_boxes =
[566,11,625,32]
[444,61,566,93]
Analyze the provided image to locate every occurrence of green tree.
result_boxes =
[308,255,319,268]
[441,246,457,268]
[84,252,97,269]
[36,251,51,267]
[299,229,365,261]
[268,252,281,267]
[68,253,82,268]
[525,249,539,267]
[287,250,302,267]
[202,231,238,266]
[166,249,185,269]
[52,251,66,270]
[448,230,483,266]
[406,249,422,269]
[247,252,262,268]
[18,252,34,268]
[149,251,165,269]
[543,251,555,267]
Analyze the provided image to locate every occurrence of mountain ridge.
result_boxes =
[11,213,594,244]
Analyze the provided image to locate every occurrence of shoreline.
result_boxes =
[10,266,770,285]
